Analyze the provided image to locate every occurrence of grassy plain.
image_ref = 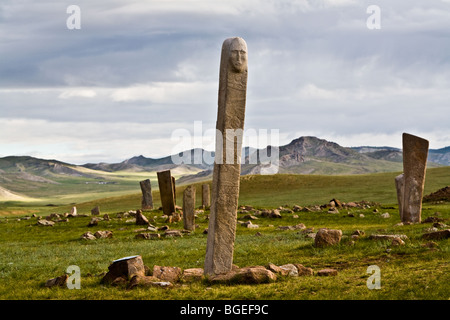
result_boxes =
[0,167,448,300]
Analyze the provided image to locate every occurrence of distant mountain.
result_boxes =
[1,137,448,195]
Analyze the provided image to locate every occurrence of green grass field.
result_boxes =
[0,167,448,300]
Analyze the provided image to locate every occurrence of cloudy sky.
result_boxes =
[1,0,449,164]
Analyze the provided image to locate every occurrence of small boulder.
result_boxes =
[45,274,68,288]
[153,266,182,282]
[94,230,113,239]
[80,232,96,240]
[314,228,342,247]
[182,268,204,282]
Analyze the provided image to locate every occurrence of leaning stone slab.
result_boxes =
[94,230,113,239]
[204,37,248,277]
[135,209,150,225]
[81,232,96,240]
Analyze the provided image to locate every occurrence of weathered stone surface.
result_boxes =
[294,264,314,276]
[94,230,113,239]
[204,37,248,277]
[395,173,405,220]
[266,263,289,276]
[87,217,100,227]
[369,234,408,241]
[164,230,183,237]
[153,265,182,282]
[314,228,342,247]
[317,268,338,276]
[81,232,96,240]
[209,266,276,284]
[157,170,176,216]
[139,179,153,210]
[127,274,161,289]
[391,237,405,246]
[401,133,429,223]
[135,209,150,225]
[182,268,204,282]
[422,229,450,240]
[91,206,100,216]
[45,274,68,288]
[101,255,146,284]
[135,232,160,240]
[172,176,177,205]
[202,184,210,208]
[279,264,298,276]
[37,219,55,226]
[69,206,77,217]
[183,185,196,231]
[380,212,390,219]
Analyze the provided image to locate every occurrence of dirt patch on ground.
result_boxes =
[423,186,450,202]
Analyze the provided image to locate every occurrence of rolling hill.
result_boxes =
[0,136,448,201]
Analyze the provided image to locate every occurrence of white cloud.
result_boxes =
[58,89,97,99]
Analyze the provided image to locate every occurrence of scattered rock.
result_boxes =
[135,233,161,240]
[182,268,204,282]
[87,217,100,227]
[94,230,113,239]
[293,205,302,212]
[327,207,339,214]
[351,230,365,237]
[314,228,342,247]
[266,263,289,276]
[164,230,183,237]
[422,241,438,248]
[135,210,150,225]
[269,209,282,218]
[37,219,55,226]
[45,274,68,288]
[391,237,405,246]
[422,229,450,240]
[369,234,408,241]
[81,232,96,240]
[101,255,146,285]
[317,268,338,276]
[127,275,172,289]
[209,266,277,284]
[153,265,182,282]
[294,264,314,276]
[380,213,390,219]
[279,264,298,276]
[103,214,110,221]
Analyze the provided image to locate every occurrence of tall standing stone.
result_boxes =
[172,176,177,205]
[395,173,405,221]
[400,133,429,223]
[202,184,210,209]
[204,37,248,276]
[139,179,153,210]
[183,185,196,231]
[157,170,175,216]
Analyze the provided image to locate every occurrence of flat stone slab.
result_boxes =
[369,234,408,241]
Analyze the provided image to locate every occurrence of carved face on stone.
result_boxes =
[229,38,247,73]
